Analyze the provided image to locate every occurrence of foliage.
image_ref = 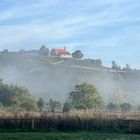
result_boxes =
[62,101,71,113]
[111,60,121,70]
[38,98,45,111]
[94,59,102,66]
[72,50,84,59]
[123,64,132,71]
[107,103,120,112]
[39,45,49,56]
[68,83,104,111]
[47,99,62,112]
[110,88,124,105]
[0,80,38,111]
[120,103,132,112]
[85,59,102,66]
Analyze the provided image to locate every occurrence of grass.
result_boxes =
[0,132,140,140]
[0,112,140,133]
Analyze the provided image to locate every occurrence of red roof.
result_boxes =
[52,48,70,55]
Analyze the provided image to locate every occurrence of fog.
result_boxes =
[0,53,140,105]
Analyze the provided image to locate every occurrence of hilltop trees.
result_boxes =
[72,50,84,59]
[39,45,49,56]
[111,60,134,71]
[68,83,104,111]
[111,60,121,70]
[123,64,132,71]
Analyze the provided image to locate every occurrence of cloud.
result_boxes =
[0,0,59,21]
[0,0,140,67]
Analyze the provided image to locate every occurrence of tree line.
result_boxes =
[0,80,139,113]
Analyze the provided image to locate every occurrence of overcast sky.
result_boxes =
[0,0,140,68]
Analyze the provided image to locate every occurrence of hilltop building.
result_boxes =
[51,47,72,58]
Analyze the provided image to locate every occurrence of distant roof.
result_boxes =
[52,48,71,55]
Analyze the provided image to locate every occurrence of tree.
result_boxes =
[48,99,62,112]
[123,64,132,71]
[10,84,38,111]
[62,101,71,113]
[111,61,122,70]
[72,50,84,59]
[37,98,45,111]
[95,59,102,66]
[110,88,124,105]
[120,103,132,112]
[0,81,38,111]
[68,83,104,111]
[111,60,118,69]
[39,45,49,56]
[107,103,120,112]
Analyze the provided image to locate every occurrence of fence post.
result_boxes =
[129,120,132,133]
[31,119,34,130]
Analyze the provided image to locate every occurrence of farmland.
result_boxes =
[0,112,140,134]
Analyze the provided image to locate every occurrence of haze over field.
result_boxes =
[0,52,139,105]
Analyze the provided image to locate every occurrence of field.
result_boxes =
[0,132,140,140]
[0,112,140,134]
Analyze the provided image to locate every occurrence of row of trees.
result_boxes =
[0,81,104,112]
[0,80,139,113]
[111,60,133,71]
[38,98,62,112]
[38,83,104,112]
[107,102,132,112]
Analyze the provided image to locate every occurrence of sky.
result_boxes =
[0,0,140,68]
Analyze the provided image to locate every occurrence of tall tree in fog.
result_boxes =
[62,101,71,113]
[110,88,125,105]
[68,83,104,111]
[47,99,62,112]
[38,98,45,111]
[120,103,132,112]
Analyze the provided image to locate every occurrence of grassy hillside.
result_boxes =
[0,53,140,104]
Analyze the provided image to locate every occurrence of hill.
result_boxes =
[0,52,140,104]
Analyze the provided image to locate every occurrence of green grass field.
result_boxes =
[0,132,140,140]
